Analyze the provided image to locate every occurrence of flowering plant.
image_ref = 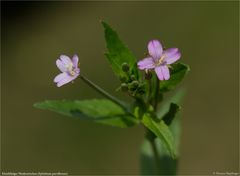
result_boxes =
[34,21,190,175]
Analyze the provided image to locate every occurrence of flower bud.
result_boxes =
[130,75,136,80]
[121,63,129,72]
[120,83,128,92]
[129,80,139,91]
[131,80,139,87]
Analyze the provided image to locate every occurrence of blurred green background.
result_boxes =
[1,1,239,175]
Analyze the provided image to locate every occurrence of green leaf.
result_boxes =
[156,88,185,157]
[162,103,181,126]
[102,21,138,79]
[140,90,185,175]
[157,88,185,119]
[141,113,176,158]
[160,63,190,92]
[34,99,138,128]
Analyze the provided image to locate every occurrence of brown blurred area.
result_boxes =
[1,1,239,175]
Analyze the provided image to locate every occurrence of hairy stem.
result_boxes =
[80,75,127,111]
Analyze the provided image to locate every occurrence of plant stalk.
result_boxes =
[148,76,161,174]
[154,78,160,110]
[80,75,128,111]
[150,138,161,174]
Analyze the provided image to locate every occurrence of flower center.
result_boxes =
[156,55,166,66]
[65,63,77,76]
[69,70,76,76]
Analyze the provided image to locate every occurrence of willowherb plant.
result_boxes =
[34,21,190,175]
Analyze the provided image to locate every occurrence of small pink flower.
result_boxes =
[54,55,80,87]
[137,40,181,80]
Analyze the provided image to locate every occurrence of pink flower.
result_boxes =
[54,55,80,87]
[137,40,181,80]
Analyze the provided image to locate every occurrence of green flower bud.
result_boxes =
[131,80,139,87]
[121,62,129,72]
[130,75,136,80]
[129,80,139,91]
[120,83,128,92]
[137,84,146,94]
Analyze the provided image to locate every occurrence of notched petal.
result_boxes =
[72,54,79,68]
[56,75,75,87]
[161,65,170,80]
[60,55,72,65]
[54,72,68,83]
[155,66,164,80]
[56,59,66,72]
[164,48,181,64]
[137,57,155,70]
[148,40,163,61]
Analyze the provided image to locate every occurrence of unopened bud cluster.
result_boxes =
[119,63,145,96]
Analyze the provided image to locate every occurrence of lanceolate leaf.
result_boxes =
[34,99,138,128]
[160,63,190,92]
[102,21,138,79]
[141,113,176,158]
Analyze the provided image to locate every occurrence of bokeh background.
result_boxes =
[1,1,239,175]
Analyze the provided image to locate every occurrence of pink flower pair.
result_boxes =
[54,40,181,87]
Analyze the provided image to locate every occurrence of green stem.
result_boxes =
[147,79,152,104]
[145,127,161,175]
[80,75,128,111]
[150,138,161,174]
[154,78,160,110]
[148,77,161,174]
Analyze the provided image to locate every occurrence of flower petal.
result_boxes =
[54,72,68,83]
[57,74,78,87]
[60,55,72,65]
[155,66,164,80]
[75,68,80,74]
[56,59,67,72]
[161,65,170,80]
[72,54,79,68]
[137,57,155,70]
[148,40,163,61]
[163,48,181,64]
[155,66,170,80]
